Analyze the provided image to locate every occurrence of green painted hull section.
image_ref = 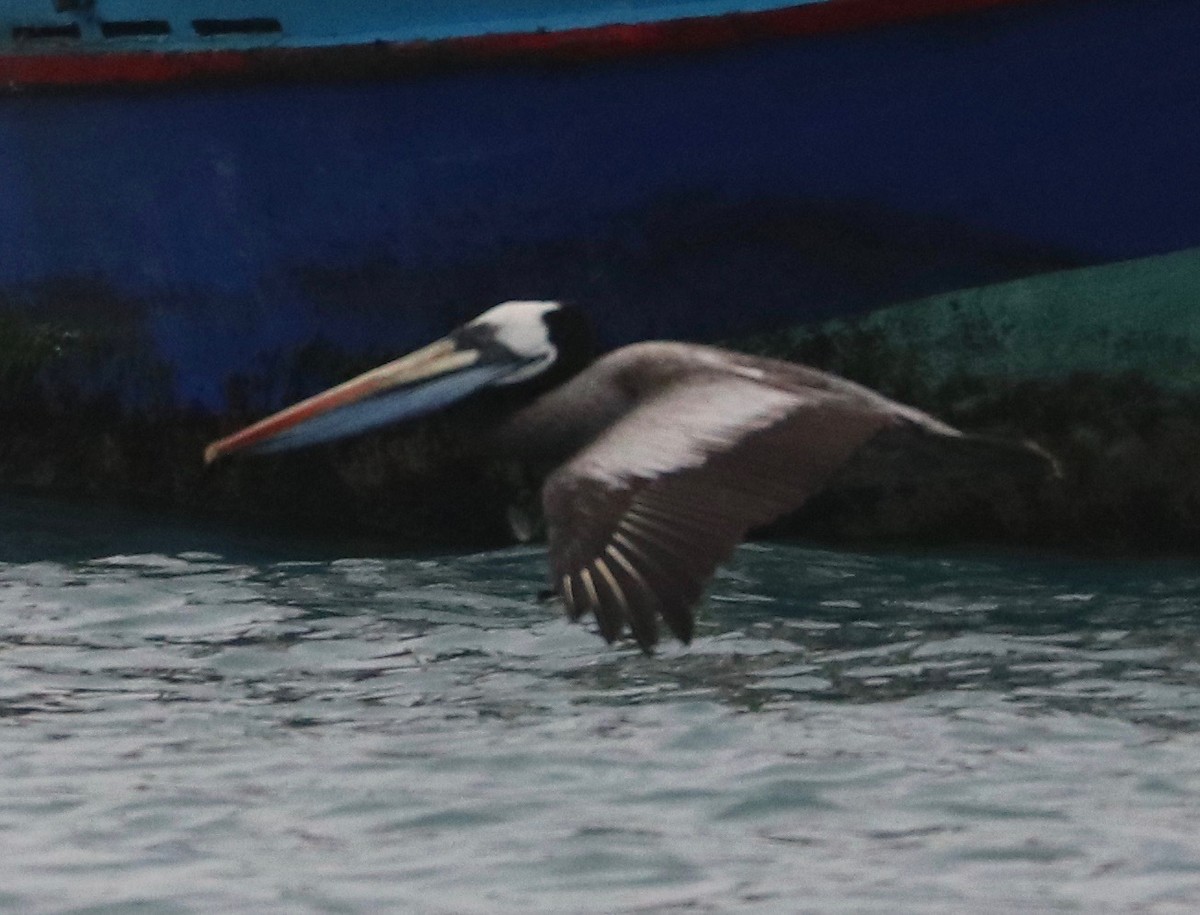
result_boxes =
[775,246,1200,391]
[732,249,1200,554]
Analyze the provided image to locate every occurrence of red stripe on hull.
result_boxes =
[2,0,1046,90]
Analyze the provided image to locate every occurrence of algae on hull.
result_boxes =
[757,247,1200,394]
[743,248,1200,553]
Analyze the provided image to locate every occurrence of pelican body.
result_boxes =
[205,301,1007,651]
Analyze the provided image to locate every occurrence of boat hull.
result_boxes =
[2,0,1199,547]
[3,0,1199,415]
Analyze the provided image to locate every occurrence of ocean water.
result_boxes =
[2,495,1200,914]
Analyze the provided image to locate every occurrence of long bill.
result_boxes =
[204,335,512,464]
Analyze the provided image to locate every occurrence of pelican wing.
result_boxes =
[543,376,900,651]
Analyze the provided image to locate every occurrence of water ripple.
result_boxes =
[2,496,1200,912]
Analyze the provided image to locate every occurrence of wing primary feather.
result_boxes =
[578,566,599,609]
[595,552,633,610]
[609,532,653,574]
[605,543,656,607]
[579,565,622,644]
[560,573,582,621]
[623,502,698,538]
[621,510,707,564]
[632,493,725,530]
[595,556,656,652]
[611,530,690,604]
[621,512,714,579]
[612,527,701,644]
[614,522,707,592]
[657,595,696,645]
[592,556,628,616]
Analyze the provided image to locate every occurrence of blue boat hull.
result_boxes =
[2,0,1199,418]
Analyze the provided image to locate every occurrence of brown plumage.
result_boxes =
[204,301,1037,653]
[500,341,954,649]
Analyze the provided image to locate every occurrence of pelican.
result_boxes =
[205,300,1048,652]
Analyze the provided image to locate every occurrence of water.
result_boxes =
[3,495,1200,913]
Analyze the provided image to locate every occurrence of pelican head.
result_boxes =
[204,300,595,463]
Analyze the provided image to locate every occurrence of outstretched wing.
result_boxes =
[543,375,909,651]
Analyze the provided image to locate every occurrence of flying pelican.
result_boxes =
[205,300,1048,652]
